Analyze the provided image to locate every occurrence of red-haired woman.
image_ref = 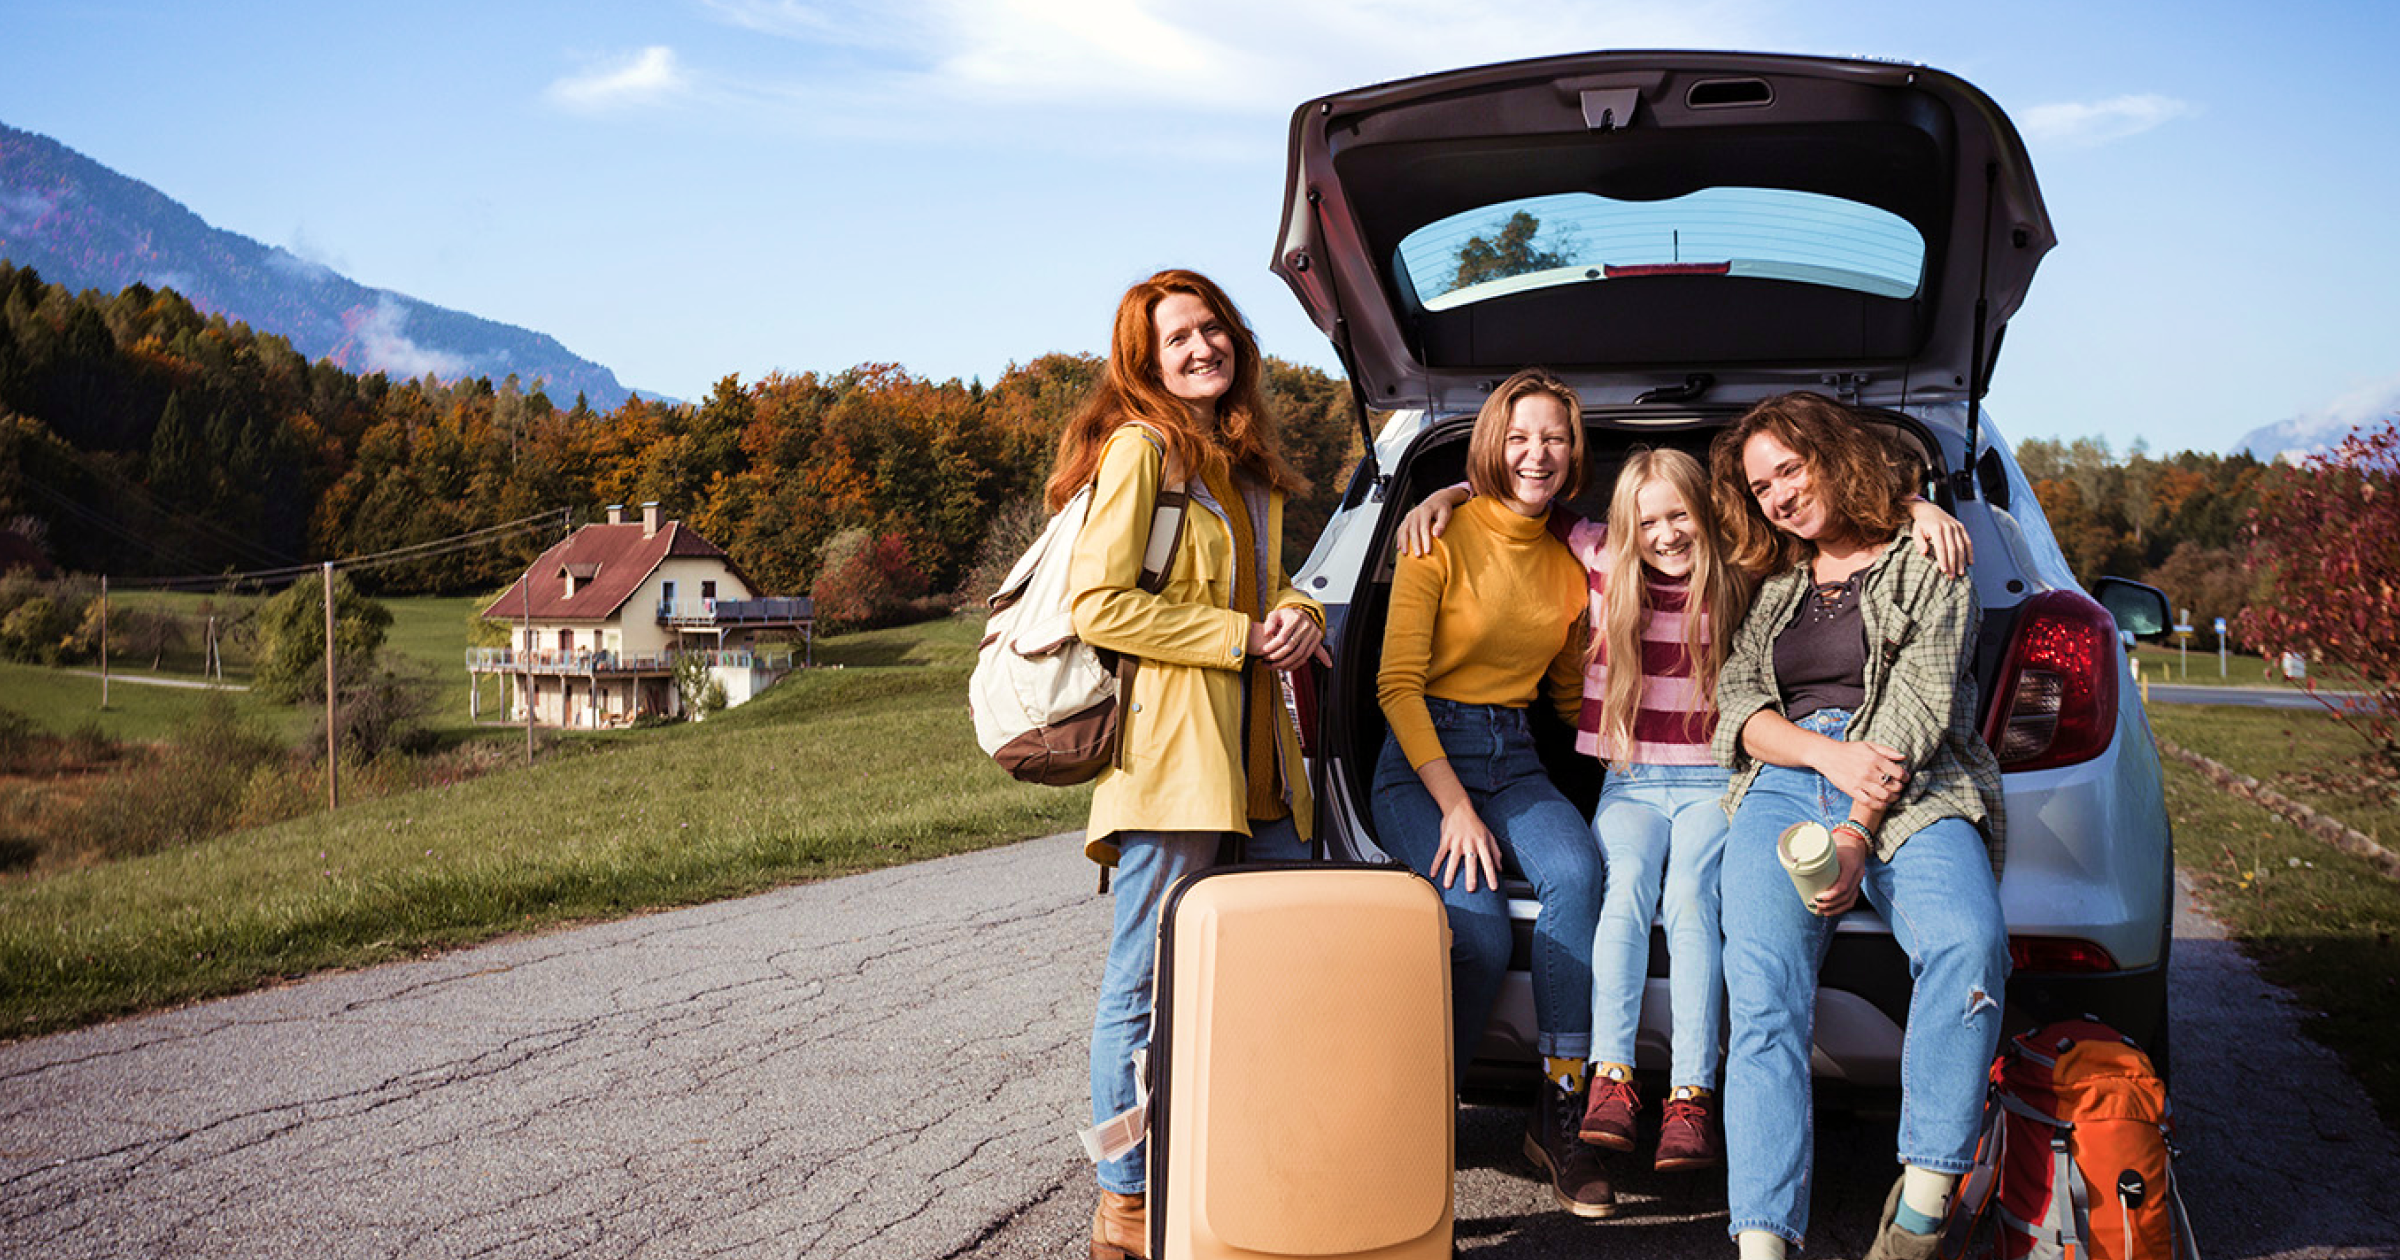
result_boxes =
[1058,270,1323,1260]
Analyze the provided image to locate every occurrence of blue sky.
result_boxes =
[3,0,2396,457]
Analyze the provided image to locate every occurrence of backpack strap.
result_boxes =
[1105,423,1189,774]
[1940,1109,2003,1258]
[2056,1127,2095,1260]
[2166,1152,2201,1260]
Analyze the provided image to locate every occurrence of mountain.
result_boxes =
[2238,413,2400,463]
[0,121,639,406]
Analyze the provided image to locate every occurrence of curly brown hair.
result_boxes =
[1709,391,1911,576]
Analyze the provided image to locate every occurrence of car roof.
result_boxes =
[1272,50,2055,414]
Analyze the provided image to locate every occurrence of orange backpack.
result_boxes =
[1943,1018,2198,1260]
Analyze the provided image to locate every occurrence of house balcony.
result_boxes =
[466,646,808,675]
[468,648,674,676]
[656,597,814,629]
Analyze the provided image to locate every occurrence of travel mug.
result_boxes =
[1779,821,1839,907]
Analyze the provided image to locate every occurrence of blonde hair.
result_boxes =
[1465,368,1586,506]
[1589,448,1752,757]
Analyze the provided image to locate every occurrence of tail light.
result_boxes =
[2009,936,2120,973]
[1982,590,2119,772]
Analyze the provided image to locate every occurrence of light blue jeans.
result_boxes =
[1089,815,1310,1195]
[1588,761,1731,1088]
[1370,698,1599,1069]
[1720,708,2009,1245]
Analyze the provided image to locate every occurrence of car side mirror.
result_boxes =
[2091,576,2170,640]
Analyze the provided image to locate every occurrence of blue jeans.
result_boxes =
[1588,762,1731,1088]
[1370,698,1599,1067]
[1089,815,1309,1194]
[1721,709,2009,1245]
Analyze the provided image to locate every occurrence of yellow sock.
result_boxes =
[1591,1060,1634,1084]
[1671,1084,1713,1101]
[1899,1164,1956,1229]
[1545,1056,1586,1094]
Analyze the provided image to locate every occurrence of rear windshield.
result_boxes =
[1397,188,1925,311]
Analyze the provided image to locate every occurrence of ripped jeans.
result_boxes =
[1720,708,2009,1246]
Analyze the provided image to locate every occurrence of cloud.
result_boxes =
[2303,372,2400,433]
[2020,94,2195,149]
[266,246,337,286]
[0,186,57,234]
[545,46,689,112]
[700,0,1759,115]
[696,0,924,47]
[353,297,472,380]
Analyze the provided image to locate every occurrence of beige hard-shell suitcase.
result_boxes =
[1148,863,1455,1259]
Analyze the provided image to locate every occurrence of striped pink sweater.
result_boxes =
[1565,519,1717,766]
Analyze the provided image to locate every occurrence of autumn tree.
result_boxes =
[2238,419,2400,768]
[2142,543,2260,650]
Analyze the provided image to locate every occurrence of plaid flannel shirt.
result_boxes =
[1712,527,2007,877]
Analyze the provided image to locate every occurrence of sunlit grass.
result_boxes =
[0,617,1086,1038]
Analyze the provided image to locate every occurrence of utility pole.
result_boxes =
[323,562,339,810]
[524,574,535,765]
[98,574,109,709]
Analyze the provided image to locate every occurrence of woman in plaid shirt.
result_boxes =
[1706,391,2008,1260]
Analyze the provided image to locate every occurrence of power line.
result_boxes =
[108,508,572,592]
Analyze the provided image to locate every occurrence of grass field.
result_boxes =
[5,591,507,745]
[0,613,1092,1038]
[2148,702,2400,1126]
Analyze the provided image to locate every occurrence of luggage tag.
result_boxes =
[1077,1048,1149,1165]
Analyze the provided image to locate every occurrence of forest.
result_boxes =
[0,258,2314,652]
[0,262,1361,620]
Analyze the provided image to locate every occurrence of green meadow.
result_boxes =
[1,613,1090,1037]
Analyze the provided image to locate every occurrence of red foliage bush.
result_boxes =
[811,528,931,631]
[2239,419,2400,767]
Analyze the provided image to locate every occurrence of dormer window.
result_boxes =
[560,562,600,598]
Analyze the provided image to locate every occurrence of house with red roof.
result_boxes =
[470,502,812,727]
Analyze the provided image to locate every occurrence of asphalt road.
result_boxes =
[2145,683,2361,710]
[4,833,2395,1259]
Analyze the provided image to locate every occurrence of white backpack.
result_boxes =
[970,429,1186,786]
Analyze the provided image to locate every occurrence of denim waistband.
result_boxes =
[1794,706,1853,737]
[1604,761,1731,785]
[1423,695,1530,732]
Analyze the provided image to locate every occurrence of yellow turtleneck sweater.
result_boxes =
[1377,495,1587,770]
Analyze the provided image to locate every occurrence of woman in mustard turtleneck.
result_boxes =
[1371,367,1610,1218]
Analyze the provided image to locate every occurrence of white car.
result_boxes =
[1272,51,2176,1088]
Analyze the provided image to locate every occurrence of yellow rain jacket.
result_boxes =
[1068,425,1320,866]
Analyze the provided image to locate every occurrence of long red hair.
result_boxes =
[1044,269,1304,509]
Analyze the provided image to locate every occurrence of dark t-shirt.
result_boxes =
[1774,570,1868,721]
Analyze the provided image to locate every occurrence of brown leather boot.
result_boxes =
[1091,1189,1148,1260]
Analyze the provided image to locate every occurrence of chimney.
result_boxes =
[641,501,661,538]
[606,504,625,525]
